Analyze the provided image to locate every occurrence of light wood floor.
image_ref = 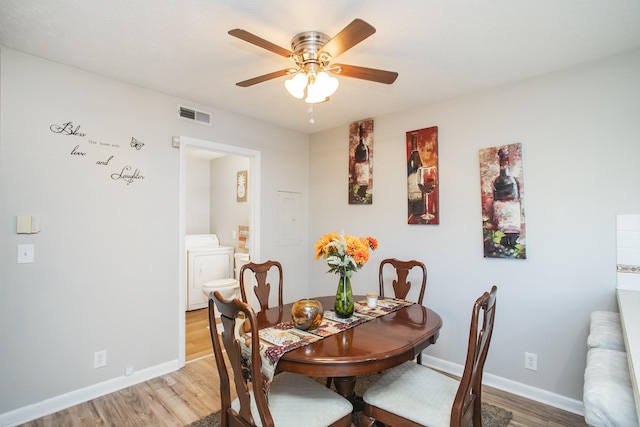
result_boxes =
[19,308,587,426]
[186,307,215,362]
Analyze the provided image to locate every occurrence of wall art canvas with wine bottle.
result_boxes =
[479,142,527,259]
[348,119,374,205]
[406,126,439,224]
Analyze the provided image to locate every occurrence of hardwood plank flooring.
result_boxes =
[480,383,587,427]
[186,308,213,362]
[18,308,587,426]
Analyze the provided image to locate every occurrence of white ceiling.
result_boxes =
[1,1,639,134]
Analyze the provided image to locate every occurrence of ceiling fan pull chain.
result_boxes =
[308,106,315,124]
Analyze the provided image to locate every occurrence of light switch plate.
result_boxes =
[17,244,34,263]
[17,216,32,234]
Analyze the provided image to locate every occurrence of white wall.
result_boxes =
[309,49,640,407]
[0,47,309,422]
[185,155,211,234]
[209,155,250,250]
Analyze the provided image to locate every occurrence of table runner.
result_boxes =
[238,297,414,398]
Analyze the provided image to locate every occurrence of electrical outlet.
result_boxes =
[94,350,107,368]
[17,244,35,263]
[525,352,537,371]
[125,366,134,376]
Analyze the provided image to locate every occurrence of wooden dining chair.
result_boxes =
[208,291,353,427]
[328,259,428,389]
[379,257,427,364]
[360,285,498,427]
[328,259,428,390]
[379,258,427,304]
[239,260,283,310]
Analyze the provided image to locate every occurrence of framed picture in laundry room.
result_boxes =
[236,170,248,202]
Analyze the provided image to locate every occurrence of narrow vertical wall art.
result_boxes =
[348,119,374,205]
[479,142,527,259]
[406,126,439,224]
[236,170,248,202]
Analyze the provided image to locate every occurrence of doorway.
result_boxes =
[177,135,261,366]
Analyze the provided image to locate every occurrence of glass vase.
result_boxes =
[334,274,354,318]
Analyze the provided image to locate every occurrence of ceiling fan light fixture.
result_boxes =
[304,72,338,104]
[315,71,339,97]
[284,72,307,99]
[305,80,326,104]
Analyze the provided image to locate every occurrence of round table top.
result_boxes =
[255,295,443,378]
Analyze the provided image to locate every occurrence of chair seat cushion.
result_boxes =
[231,372,352,427]
[588,311,625,352]
[363,361,458,427]
[583,348,639,427]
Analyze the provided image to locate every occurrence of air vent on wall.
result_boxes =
[178,105,211,125]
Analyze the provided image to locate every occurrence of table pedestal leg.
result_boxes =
[332,376,356,398]
[333,376,364,412]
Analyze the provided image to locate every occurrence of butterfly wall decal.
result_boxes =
[130,137,144,150]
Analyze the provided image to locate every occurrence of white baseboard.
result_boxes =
[1,354,586,426]
[0,360,181,427]
[421,354,584,416]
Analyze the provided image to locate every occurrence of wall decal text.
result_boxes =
[88,139,120,148]
[111,166,145,185]
[48,121,146,184]
[97,156,114,166]
[50,121,86,137]
[70,145,86,156]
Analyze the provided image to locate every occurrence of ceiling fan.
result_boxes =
[228,19,398,104]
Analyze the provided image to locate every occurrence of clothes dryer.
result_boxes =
[185,234,237,311]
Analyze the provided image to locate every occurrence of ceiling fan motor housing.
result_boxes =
[291,31,332,74]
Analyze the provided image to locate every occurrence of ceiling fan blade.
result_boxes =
[321,19,376,59]
[331,64,398,84]
[228,29,294,58]
[236,69,292,87]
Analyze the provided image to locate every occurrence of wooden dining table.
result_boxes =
[255,295,443,402]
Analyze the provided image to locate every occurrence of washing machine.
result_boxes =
[185,234,235,311]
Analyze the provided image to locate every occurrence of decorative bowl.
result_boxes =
[291,299,324,330]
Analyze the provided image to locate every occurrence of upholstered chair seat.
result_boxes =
[231,372,353,427]
[363,360,459,427]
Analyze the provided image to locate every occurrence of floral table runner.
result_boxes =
[239,297,414,397]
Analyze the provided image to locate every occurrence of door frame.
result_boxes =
[177,135,261,366]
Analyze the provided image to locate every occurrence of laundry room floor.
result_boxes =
[186,308,213,362]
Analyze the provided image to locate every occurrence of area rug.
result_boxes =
[187,372,513,427]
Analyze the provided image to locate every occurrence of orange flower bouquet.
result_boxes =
[314,232,378,317]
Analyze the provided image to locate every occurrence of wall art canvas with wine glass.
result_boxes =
[406,126,439,224]
[348,119,374,205]
[479,142,527,259]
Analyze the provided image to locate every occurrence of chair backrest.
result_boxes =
[239,260,283,310]
[209,290,274,427]
[451,285,498,427]
[378,258,427,304]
